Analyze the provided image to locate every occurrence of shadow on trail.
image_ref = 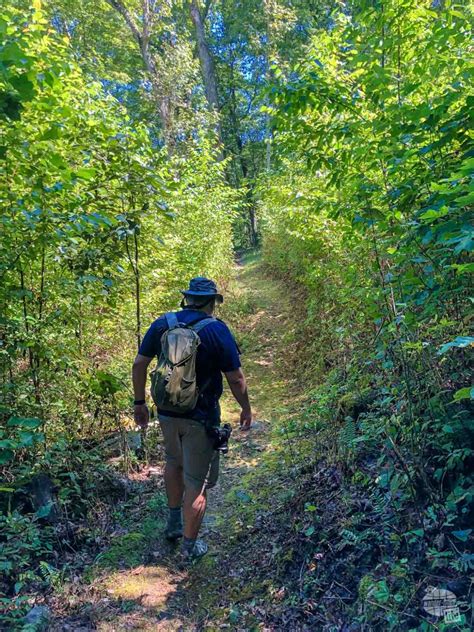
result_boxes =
[57,454,259,631]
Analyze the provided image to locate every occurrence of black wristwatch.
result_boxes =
[134,399,146,406]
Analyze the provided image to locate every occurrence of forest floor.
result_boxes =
[50,252,308,631]
[41,252,471,631]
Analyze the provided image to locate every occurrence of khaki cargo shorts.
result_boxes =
[158,415,220,490]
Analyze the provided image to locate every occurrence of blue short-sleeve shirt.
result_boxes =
[139,309,241,423]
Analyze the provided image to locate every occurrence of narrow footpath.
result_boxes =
[52,253,301,631]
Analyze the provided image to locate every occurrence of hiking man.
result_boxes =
[132,277,252,559]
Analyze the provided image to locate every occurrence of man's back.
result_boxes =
[138,309,241,422]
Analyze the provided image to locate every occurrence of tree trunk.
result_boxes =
[189,0,223,149]
[229,58,246,181]
[189,0,218,110]
[228,57,257,243]
[106,0,174,145]
[19,267,40,404]
[263,0,274,172]
[249,206,258,246]
[133,231,141,351]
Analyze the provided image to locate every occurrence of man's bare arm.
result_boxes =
[132,354,153,427]
[225,368,252,429]
[132,353,153,399]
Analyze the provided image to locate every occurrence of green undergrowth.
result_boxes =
[182,259,473,630]
[249,3,474,627]
[0,432,168,628]
[189,369,473,630]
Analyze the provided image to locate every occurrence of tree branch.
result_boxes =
[106,0,142,44]
[202,0,214,21]
[106,0,156,76]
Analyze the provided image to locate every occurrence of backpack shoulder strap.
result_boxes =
[165,312,179,330]
[191,317,215,334]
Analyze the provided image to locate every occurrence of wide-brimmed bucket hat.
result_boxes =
[180,277,224,303]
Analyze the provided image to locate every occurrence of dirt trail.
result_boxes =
[53,254,296,631]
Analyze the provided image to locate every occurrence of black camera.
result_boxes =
[207,423,232,454]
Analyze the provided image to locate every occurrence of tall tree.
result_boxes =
[106,0,174,143]
[189,0,222,145]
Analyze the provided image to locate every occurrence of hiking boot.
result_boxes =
[165,506,183,541]
[181,538,208,561]
[165,524,183,541]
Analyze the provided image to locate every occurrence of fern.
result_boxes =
[369,488,390,518]
[39,561,61,590]
[338,416,356,456]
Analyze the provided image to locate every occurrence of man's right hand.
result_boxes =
[225,368,252,430]
[134,404,150,429]
[240,408,252,431]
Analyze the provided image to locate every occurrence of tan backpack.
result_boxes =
[150,312,215,413]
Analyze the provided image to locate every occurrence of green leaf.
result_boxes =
[419,208,449,221]
[369,580,390,603]
[454,234,474,254]
[0,439,16,449]
[0,450,13,464]
[49,153,67,168]
[7,417,43,429]
[453,387,474,402]
[410,529,424,538]
[451,263,474,275]
[41,125,62,140]
[35,503,53,519]
[14,581,24,594]
[76,167,97,180]
[438,337,474,355]
[452,529,472,542]
[18,431,35,447]
[9,74,35,101]
[229,608,240,624]
[304,526,315,536]
[456,191,474,206]
[0,41,26,63]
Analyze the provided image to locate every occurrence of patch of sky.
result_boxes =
[51,13,79,38]
[209,10,225,40]
[287,70,302,82]
[238,53,267,84]
[242,125,267,144]
[294,22,310,35]
[100,79,141,107]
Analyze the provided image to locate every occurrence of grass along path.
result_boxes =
[51,253,303,631]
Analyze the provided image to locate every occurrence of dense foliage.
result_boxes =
[258,0,473,626]
[0,4,235,621]
[0,0,472,628]
[1,4,235,428]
